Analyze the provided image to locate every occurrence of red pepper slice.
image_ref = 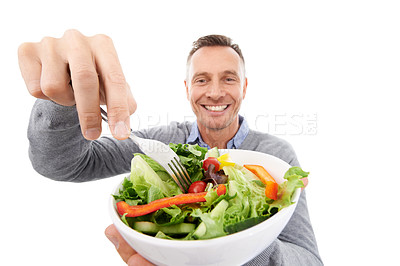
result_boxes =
[216,183,227,195]
[117,184,226,217]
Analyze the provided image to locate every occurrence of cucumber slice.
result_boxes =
[206,147,220,158]
[224,216,269,234]
[133,221,195,235]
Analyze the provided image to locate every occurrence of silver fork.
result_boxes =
[100,107,192,193]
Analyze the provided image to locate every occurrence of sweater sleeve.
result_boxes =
[28,99,138,182]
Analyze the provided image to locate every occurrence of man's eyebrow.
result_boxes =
[221,70,240,76]
[191,70,240,81]
[192,72,211,80]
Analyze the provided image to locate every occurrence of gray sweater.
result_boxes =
[28,99,323,266]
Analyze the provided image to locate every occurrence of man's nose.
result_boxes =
[205,81,226,99]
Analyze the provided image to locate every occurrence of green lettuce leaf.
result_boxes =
[113,177,143,205]
[130,155,181,203]
[269,166,307,211]
[169,143,207,182]
[191,200,228,239]
[135,153,172,182]
[223,165,269,219]
[152,205,190,226]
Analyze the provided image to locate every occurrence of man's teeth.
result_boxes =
[204,105,228,111]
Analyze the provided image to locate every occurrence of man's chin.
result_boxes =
[199,118,232,131]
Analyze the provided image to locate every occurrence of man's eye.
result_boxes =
[196,79,206,83]
[226,77,236,82]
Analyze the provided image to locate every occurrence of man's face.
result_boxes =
[185,46,247,132]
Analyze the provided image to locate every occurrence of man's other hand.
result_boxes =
[105,224,154,266]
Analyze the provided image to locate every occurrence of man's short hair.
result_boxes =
[188,34,244,63]
[186,34,245,78]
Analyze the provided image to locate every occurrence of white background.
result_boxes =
[1,1,399,265]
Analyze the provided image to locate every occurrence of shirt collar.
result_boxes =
[186,115,249,149]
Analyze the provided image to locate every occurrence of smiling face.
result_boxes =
[185,46,247,134]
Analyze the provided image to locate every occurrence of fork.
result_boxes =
[100,107,192,193]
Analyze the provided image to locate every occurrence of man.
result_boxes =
[19,30,321,265]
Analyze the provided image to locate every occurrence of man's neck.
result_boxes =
[197,117,240,149]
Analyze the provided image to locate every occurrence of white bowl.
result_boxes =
[109,149,301,266]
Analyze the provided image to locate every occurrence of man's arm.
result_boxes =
[28,99,192,182]
[28,99,136,182]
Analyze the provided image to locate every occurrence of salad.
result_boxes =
[113,144,308,240]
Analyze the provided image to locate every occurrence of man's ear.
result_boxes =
[184,80,190,100]
[242,78,248,99]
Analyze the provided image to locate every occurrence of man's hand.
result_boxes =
[301,177,309,190]
[18,29,137,140]
[105,224,154,266]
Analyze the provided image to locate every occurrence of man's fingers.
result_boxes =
[39,37,75,106]
[105,224,138,264]
[91,34,131,140]
[19,30,137,141]
[18,42,49,100]
[64,30,102,140]
[128,254,154,266]
[126,83,138,115]
[99,81,137,114]
[105,224,153,266]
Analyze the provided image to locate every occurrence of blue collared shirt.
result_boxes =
[186,115,249,149]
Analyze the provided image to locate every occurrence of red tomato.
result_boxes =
[202,157,220,172]
[188,181,207,193]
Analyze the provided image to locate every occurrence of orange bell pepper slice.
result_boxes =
[243,165,278,200]
[264,181,278,200]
